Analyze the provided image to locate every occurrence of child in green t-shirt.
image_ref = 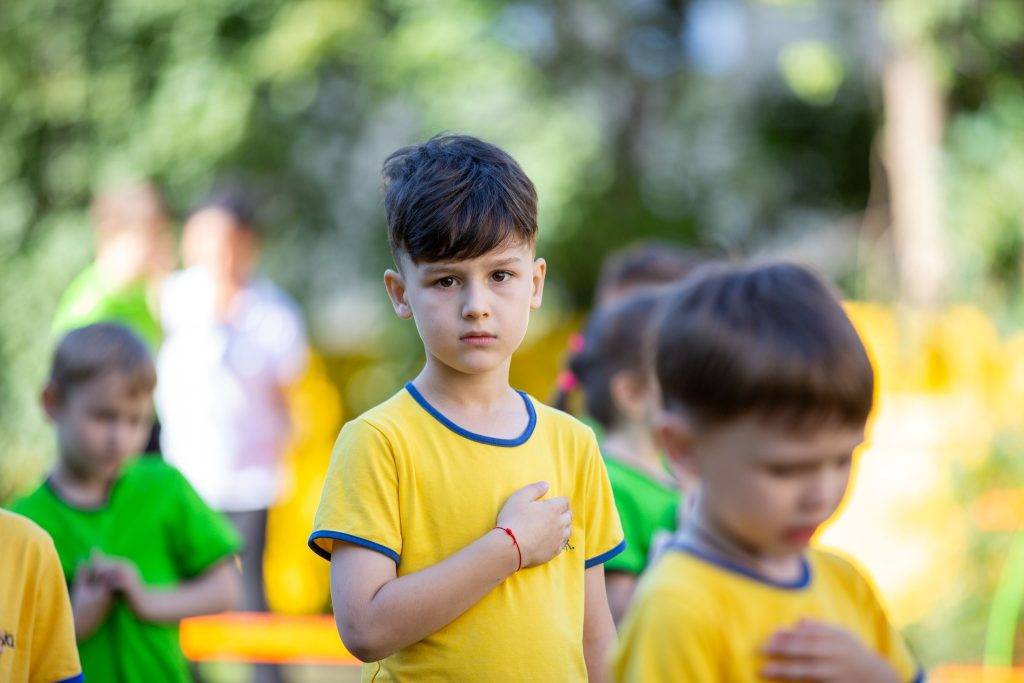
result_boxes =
[569,289,684,623]
[12,323,241,683]
[52,182,174,351]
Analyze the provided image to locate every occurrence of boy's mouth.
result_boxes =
[460,332,497,346]
[782,525,819,544]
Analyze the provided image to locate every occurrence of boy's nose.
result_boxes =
[461,285,490,319]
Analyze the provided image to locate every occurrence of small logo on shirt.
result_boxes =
[0,631,15,658]
[563,541,575,552]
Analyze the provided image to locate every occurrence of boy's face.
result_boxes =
[44,373,153,484]
[662,412,863,558]
[182,208,258,285]
[384,242,546,376]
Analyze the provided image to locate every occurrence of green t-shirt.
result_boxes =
[10,458,241,683]
[52,263,162,349]
[603,456,680,575]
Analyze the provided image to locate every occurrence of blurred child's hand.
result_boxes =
[92,555,156,619]
[71,561,114,631]
[496,481,573,568]
[761,619,901,682]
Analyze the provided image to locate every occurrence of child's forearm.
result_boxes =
[333,528,517,662]
[583,566,616,683]
[72,600,110,641]
[129,560,239,623]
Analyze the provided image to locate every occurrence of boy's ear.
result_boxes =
[656,409,699,480]
[383,269,413,320]
[41,382,62,421]
[610,371,647,421]
[530,257,546,310]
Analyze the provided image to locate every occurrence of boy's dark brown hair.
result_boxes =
[382,134,537,263]
[595,241,704,305]
[570,290,665,429]
[49,323,157,400]
[654,261,873,429]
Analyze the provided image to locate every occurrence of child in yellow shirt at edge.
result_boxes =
[308,134,624,682]
[0,509,82,683]
[611,261,923,683]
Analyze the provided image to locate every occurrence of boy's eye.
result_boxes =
[435,276,457,288]
[766,465,798,477]
[491,270,514,283]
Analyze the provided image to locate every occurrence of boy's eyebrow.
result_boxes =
[489,256,522,267]
[420,256,523,274]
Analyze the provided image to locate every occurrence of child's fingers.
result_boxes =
[544,496,570,513]
[761,660,835,681]
[763,634,829,660]
[558,511,572,528]
[521,481,549,500]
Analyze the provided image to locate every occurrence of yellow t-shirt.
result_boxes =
[310,383,625,682]
[612,544,922,683]
[0,509,83,683]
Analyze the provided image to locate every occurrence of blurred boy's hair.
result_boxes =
[382,133,537,263]
[654,261,873,429]
[571,290,665,429]
[49,323,157,400]
[193,184,259,233]
[595,241,703,305]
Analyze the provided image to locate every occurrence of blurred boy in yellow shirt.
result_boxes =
[612,262,922,682]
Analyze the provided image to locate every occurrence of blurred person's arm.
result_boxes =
[328,481,571,662]
[583,566,616,683]
[605,571,638,624]
[98,557,240,623]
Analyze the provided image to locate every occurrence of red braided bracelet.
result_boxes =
[495,526,522,572]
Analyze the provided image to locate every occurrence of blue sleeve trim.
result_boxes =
[585,539,627,568]
[308,530,400,564]
[56,674,85,683]
[909,668,925,683]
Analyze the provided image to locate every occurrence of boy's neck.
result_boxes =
[51,460,115,508]
[680,494,805,584]
[414,355,516,409]
[602,426,670,483]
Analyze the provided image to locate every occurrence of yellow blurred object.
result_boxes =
[264,352,343,615]
[975,489,1024,532]
[822,304,1022,626]
[930,664,1024,683]
[180,612,357,665]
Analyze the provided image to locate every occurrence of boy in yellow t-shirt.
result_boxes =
[309,134,624,681]
[612,262,923,683]
[0,509,82,683]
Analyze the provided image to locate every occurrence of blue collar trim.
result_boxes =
[671,541,812,590]
[405,382,537,447]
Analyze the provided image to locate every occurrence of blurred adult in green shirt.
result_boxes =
[52,182,174,351]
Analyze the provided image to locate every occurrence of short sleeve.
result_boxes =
[167,468,243,577]
[581,434,625,568]
[30,534,83,683]
[611,589,722,682]
[308,418,402,564]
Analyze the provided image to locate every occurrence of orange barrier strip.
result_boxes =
[975,488,1024,532]
[931,665,1024,682]
[180,612,359,665]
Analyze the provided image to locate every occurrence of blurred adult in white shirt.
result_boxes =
[157,188,305,683]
